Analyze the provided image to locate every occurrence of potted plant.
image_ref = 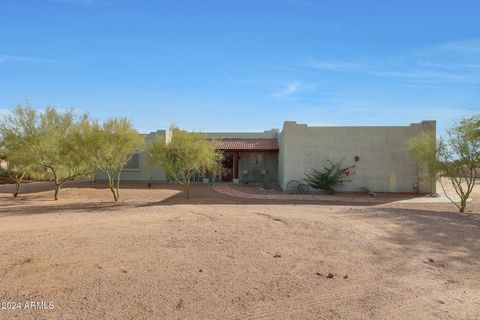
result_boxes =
[202,169,210,183]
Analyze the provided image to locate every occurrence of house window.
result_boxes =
[255,153,264,166]
[124,153,140,170]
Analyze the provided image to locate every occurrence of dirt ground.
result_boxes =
[0,181,479,320]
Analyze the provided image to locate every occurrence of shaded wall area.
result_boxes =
[237,151,278,185]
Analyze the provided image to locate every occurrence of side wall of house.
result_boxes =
[94,130,168,183]
[279,121,436,193]
[277,129,286,188]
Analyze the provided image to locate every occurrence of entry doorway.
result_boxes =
[221,153,234,182]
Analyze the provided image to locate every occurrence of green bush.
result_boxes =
[305,159,355,194]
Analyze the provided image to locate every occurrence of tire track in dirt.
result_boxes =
[189,210,217,221]
[225,283,368,320]
[252,212,289,226]
[225,283,445,320]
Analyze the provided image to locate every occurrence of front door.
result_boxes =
[221,153,234,182]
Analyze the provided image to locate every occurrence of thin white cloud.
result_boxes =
[292,38,480,84]
[416,61,480,70]
[434,39,480,55]
[385,39,480,83]
[273,81,302,98]
[371,70,480,84]
[0,55,57,64]
[49,0,117,5]
[300,59,363,71]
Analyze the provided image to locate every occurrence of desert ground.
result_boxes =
[0,181,479,320]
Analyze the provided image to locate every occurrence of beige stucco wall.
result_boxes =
[278,121,436,193]
[95,130,168,183]
[277,129,286,188]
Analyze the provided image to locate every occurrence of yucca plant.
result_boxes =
[305,159,355,194]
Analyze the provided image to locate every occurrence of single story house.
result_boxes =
[95,120,436,193]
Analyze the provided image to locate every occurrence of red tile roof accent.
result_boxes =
[216,139,279,151]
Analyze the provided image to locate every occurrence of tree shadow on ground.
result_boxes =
[0,180,166,194]
[349,207,480,267]
[134,184,413,207]
[0,181,414,208]
[0,181,475,219]
[0,202,133,217]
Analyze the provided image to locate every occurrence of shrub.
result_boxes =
[305,159,355,194]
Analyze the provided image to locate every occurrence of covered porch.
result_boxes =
[215,139,279,185]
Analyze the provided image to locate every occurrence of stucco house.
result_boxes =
[95,120,436,194]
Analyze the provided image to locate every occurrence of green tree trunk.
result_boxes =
[54,183,61,201]
[106,172,119,202]
[109,186,119,202]
[13,182,20,198]
[184,183,191,199]
[459,198,467,213]
[115,170,121,201]
[51,168,60,201]
[108,180,119,202]
[183,172,191,199]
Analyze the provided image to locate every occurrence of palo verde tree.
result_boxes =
[72,117,143,202]
[0,105,97,200]
[408,131,439,196]
[410,116,479,212]
[0,144,38,198]
[35,107,93,200]
[147,126,223,199]
[0,106,42,197]
[437,117,479,212]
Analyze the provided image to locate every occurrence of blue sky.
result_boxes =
[1,0,479,134]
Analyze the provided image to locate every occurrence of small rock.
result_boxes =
[326,273,334,279]
[343,275,348,279]
[428,258,435,263]
[121,270,127,273]
[199,269,203,272]
[437,300,445,305]
[315,272,323,276]
[176,299,184,310]
[274,254,281,258]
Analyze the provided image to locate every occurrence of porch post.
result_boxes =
[235,152,240,179]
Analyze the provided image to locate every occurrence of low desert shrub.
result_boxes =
[305,159,355,194]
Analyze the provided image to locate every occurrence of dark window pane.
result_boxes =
[125,153,140,169]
